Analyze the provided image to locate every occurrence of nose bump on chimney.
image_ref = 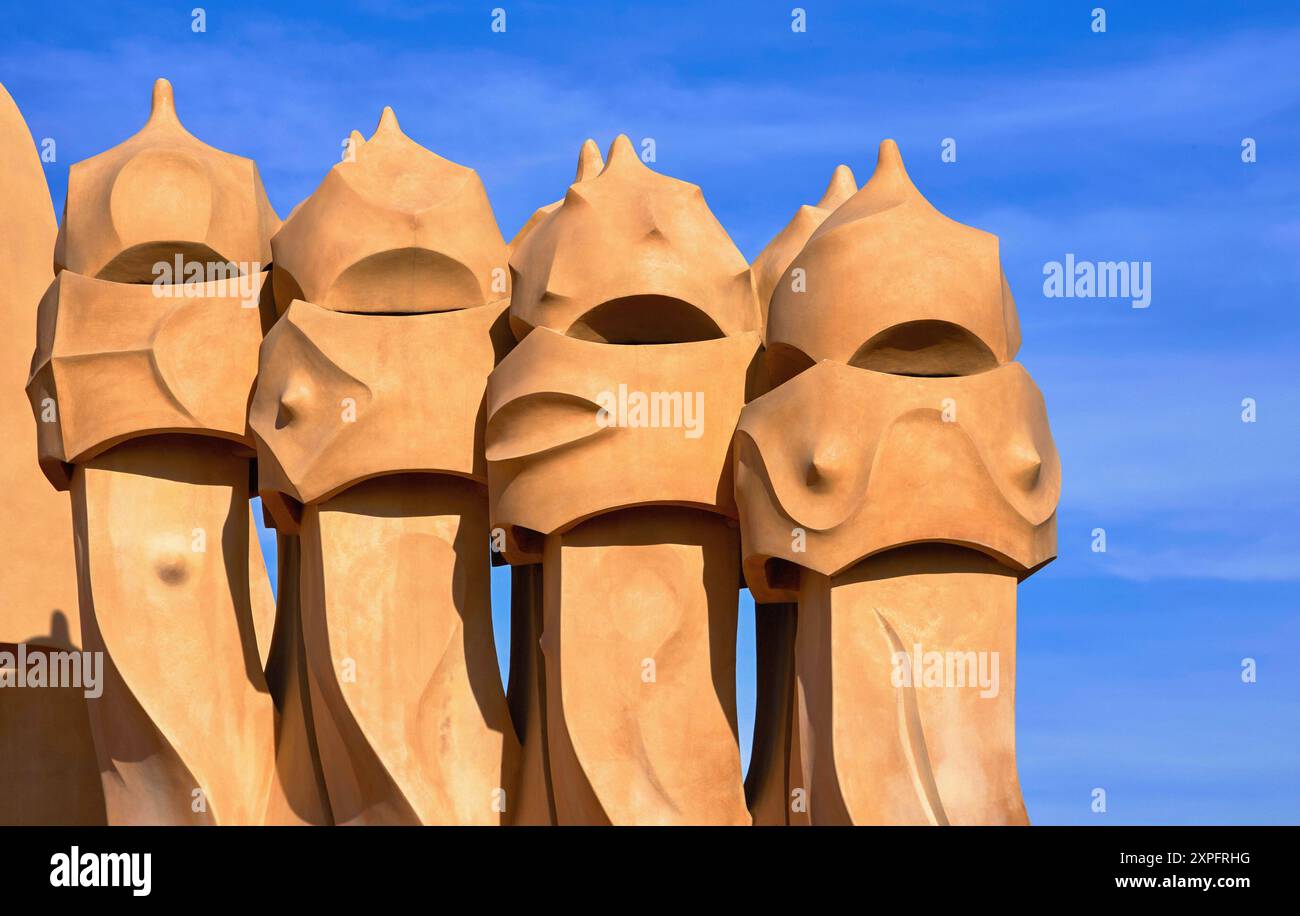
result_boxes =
[804,441,843,488]
[275,382,311,430]
[1010,443,1043,490]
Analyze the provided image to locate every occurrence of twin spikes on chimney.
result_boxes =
[7,80,1059,826]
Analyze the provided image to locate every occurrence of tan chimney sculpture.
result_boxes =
[487,136,760,825]
[10,79,1059,826]
[0,82,104,826]
[740,162,858,826]
[23,80,290,824]
[735,141,1059,825]
[251,108,521,825]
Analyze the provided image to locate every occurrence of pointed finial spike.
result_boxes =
[342,129,366,162]
[816,164,857,210]
[148,78,178,125]
[604,134,640,172]
[374,106,402,139]
[575,139,603,181]
[860,138,921,202]
[876,139,907,177]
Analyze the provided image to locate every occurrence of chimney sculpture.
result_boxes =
[493,139,607,827]
[250,109,521,825]
[25,80,289,824]
[0,82,103,825]
[749,163,858,338]
[742,162,858,826]
[487,136,760,825]
[735,141,1059,825]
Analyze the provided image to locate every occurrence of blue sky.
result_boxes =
[5,0,1297,824]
